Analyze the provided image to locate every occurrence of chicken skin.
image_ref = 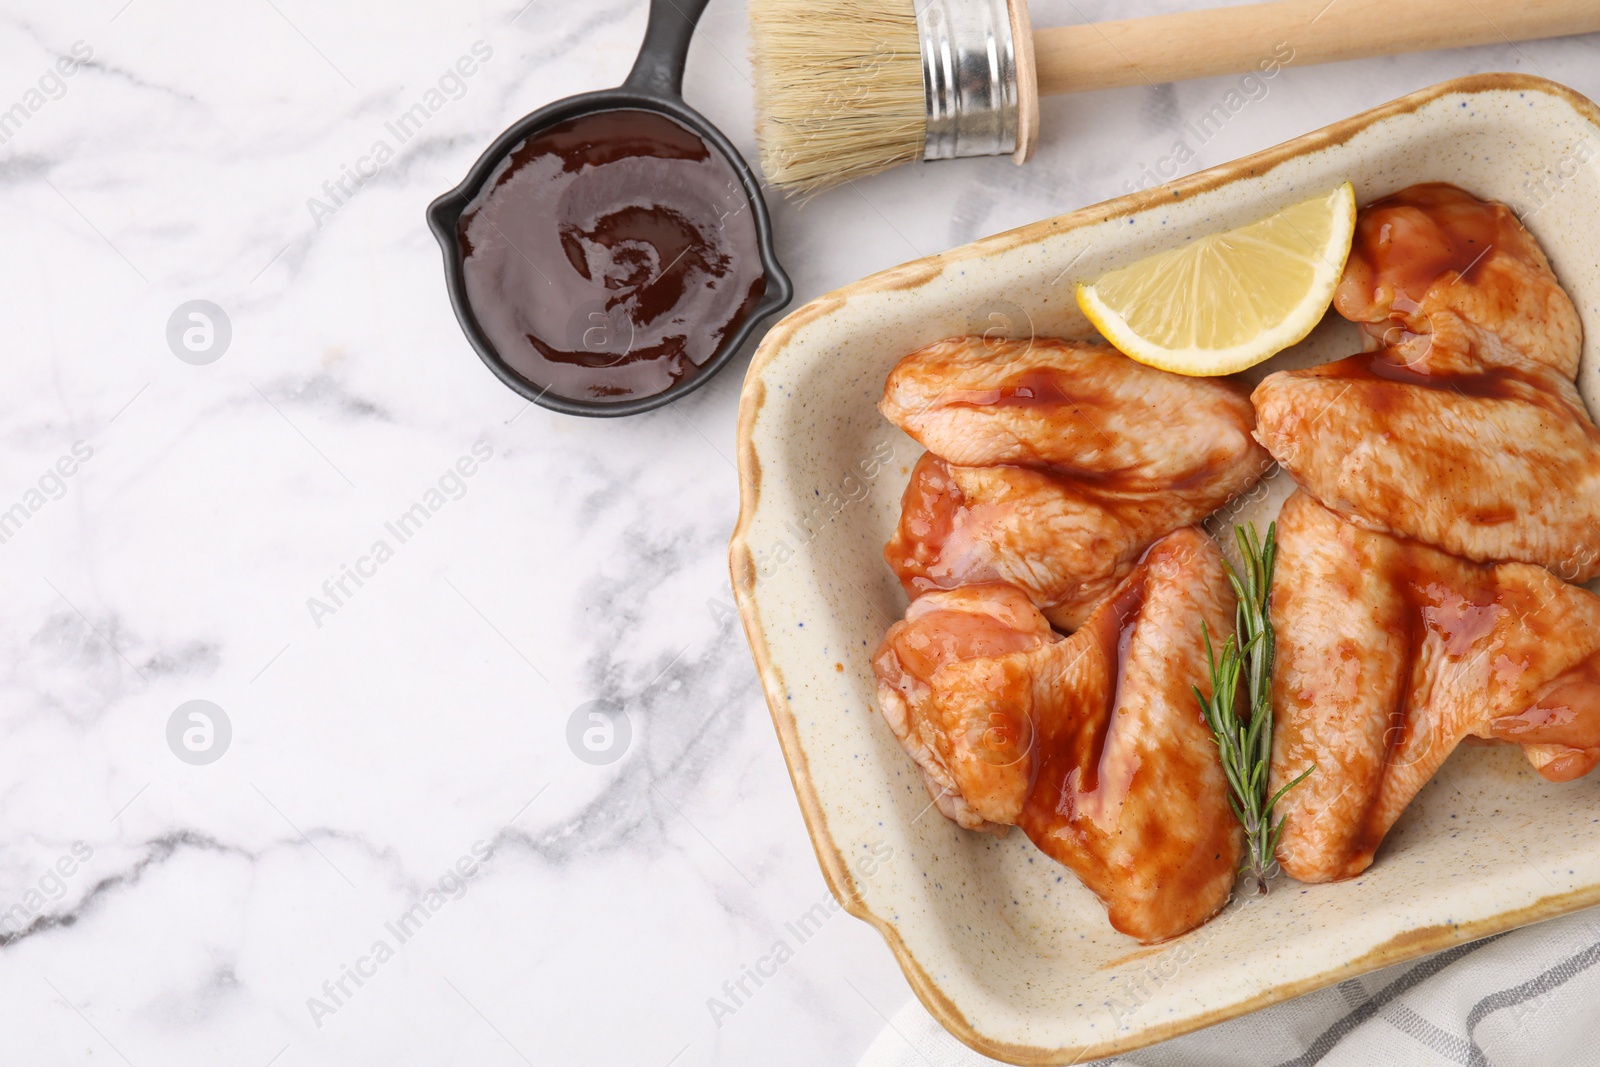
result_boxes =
[881,337,1270,626]
[874,529,1243,942]
[1253,184,1600,580]
[1270,491,1600,883]
[881,336,1267,494]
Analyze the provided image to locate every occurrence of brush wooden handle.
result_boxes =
[1033,0,1600,96]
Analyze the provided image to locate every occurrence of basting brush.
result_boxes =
[750,0,1600,194]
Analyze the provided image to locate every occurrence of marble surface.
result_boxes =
[2,2,1598,1065]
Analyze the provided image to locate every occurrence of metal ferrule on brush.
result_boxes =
[916,0,1021,161]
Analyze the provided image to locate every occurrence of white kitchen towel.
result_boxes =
[857,908,1600,1067]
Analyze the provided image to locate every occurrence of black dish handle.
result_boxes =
[624,0,712,98]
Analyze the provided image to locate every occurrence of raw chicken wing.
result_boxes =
[1270,491,1600,883]
[882,336,1270,626]
[885,452,1271,630]
[881,337,1265,493]
[1253,184,1600,579]
[874,529,1243,942]
[873,582,1055,832]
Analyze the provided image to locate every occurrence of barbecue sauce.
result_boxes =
[457,109,766,404]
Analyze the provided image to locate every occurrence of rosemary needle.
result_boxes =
[1193,522,1314,895]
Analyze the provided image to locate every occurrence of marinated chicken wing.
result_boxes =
[885,451,1266,630]
[882,337,1270,626]
[1253,184,1600,579]
[881,337,1266,493]
[1334,183,1581,376]
[1270,491,1600,883]
[873,582,1055,832]
[874,529,1243,942]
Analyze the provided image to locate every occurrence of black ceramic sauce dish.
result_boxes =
[426,0,792,417]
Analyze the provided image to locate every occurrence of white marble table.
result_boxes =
[3,2,1598,1064]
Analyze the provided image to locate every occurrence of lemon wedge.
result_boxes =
[1077,183,1357,376]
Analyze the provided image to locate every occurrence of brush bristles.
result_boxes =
[749,0,924,196]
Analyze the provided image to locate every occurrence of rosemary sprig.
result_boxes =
[1193,522,1314,895]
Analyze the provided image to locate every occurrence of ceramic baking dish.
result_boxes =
[729,74,1600,1065]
